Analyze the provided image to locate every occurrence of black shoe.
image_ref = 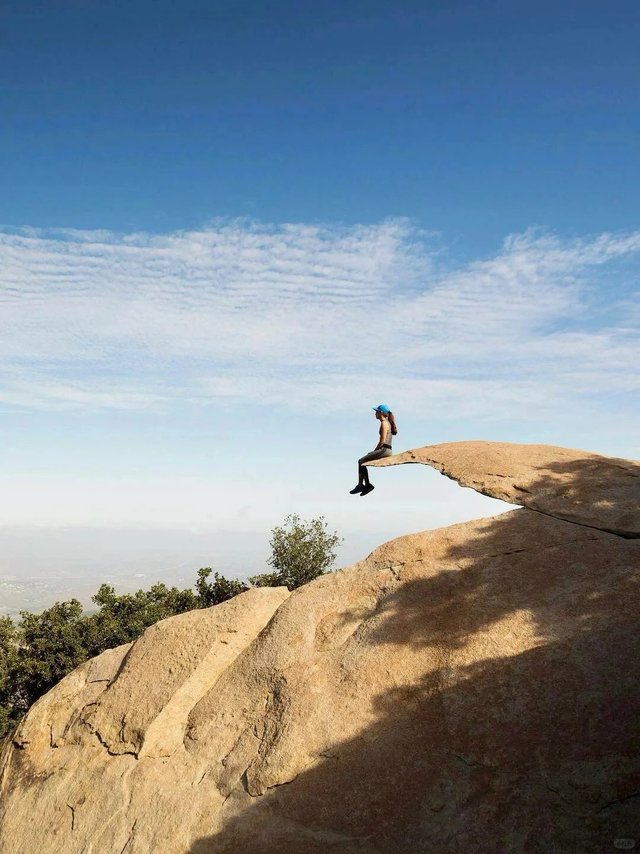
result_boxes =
[349,484,364,494]
[360,484,375,496]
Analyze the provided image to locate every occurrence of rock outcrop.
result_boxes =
[1,442,639,853]
[369,441,640,537]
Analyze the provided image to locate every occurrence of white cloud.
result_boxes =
[1,220,639,418]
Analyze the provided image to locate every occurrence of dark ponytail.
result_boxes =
[388,411,398,436]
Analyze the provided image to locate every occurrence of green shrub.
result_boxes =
[250,514,342,590]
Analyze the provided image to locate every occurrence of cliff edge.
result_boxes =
[1,441,638,853]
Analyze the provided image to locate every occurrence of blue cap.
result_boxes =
[373,403,391,414]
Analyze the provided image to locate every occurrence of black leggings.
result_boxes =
[358,446,393,480]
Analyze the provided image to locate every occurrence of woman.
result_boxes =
[350,404,398,496]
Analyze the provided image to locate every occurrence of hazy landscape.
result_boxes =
[0,472,516,616]
[0,525,427,615]
[0,528,263,616]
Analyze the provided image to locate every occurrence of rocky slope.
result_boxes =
[1,442,639,853]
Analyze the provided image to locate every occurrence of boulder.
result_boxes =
[369,440,640,537]
[1,442,638,853]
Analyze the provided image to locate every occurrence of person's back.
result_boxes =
[381,418,392,447]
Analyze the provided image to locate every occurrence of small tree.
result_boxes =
[0,617,18,738]
[85,583,199,655]
[15,600,88,716]
[250,514,342,590]
[195,568,248,607]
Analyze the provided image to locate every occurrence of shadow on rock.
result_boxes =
[189,458,640,853]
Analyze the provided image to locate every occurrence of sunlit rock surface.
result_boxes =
[369,440,640,537]
[1,442,639,853]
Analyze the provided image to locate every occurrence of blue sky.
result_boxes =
[1,1,639,600]
[3,0,639,244]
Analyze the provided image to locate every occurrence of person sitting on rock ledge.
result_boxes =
[350,404,397,496]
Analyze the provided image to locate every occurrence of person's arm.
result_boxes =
[373,423,384,450]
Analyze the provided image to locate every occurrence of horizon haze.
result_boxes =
[1,0,638,613]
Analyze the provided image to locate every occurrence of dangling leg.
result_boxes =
[350,459,365,494]
[359,460,374,494]
[350,453,375,495]
[353,447,391,496]
[350,456,371,494]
